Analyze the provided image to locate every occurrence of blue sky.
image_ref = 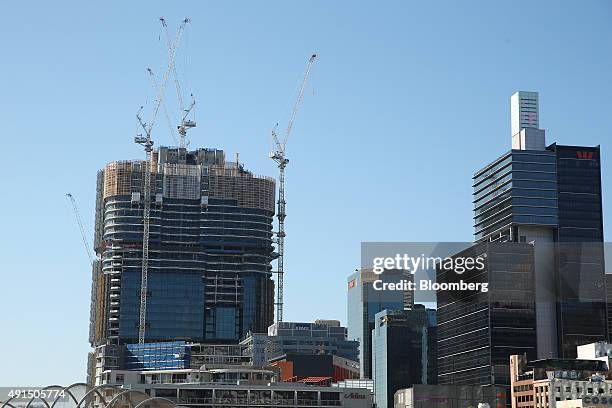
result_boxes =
[0,0,611,386]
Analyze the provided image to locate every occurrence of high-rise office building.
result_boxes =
[372,306,437,408]
[88,147,276,382]
[607,274,612,344]
[347,269,410,379]
[437,91,606,397]
[436,242,537,388]
[473,91,606,359]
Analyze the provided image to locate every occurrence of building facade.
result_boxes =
[269,353,359,383]
[436,242,537,388]
[97,367,373,408]
[372,307,437,408]
[394,384,507,408]
[607,275,612,344]
[347,269,408,379]
[89,147,276,382]
[473,91,606,360]
[576,342,612,370]
[240,320,359,368]
[509,354,611,408]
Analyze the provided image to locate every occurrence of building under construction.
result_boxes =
[88,146,276,383]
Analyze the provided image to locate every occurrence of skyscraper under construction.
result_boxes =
[88,146,276,376]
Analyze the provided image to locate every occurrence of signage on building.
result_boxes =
[583,396,612,405]
[577,151,594,159]
[348,279,356,289]
[294,323,311,331]
[344,393,366,400]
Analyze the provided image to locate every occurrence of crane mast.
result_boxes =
[135,113,154,345]
[135,17,191,344]
[270,54,317,323]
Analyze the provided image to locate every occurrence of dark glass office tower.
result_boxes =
[607,274,612,344]
[472,91,606,360]
[473,149,558,243]
[89,147,276,373]
[346,268,408,379]
[436,242,537,388]
[550,144,604,242]
[372,306,437,408]
[548,144,607,357]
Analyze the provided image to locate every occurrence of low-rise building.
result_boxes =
[98,366,372,408]
[510,354,611,408]
[577,343,612,371]
[393,384,507,408]
[241,320,359,368]
[557,396,612,407]
[269,353,359,382]
[333,379,374,393]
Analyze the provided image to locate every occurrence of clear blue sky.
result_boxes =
[0,0,610,386]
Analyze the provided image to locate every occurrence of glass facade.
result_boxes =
[472,144,607,360]
[346,269,406,379]
[372,308,437,408]
[551,142,607,358]
[124,341,190,370]
[436,242,537,387]
[473,150,558,242]
[552,144,604,242]
[92,147,276,348]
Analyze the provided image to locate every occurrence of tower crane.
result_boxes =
[270,54,317,323]
[135,17,191,344]
[160,17,196,148]
[66,193,95,264]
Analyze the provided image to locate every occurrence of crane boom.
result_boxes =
[161,17,186,113]
[135,18,190,344]
[160,17,195,148]
[146,17,189,138]
[147,67,179,146]
[280,54,317,152]
[66,193,95,264]
[270,54,317,323]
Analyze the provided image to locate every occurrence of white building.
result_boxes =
[96,367,373,408]
[577,342,612,369]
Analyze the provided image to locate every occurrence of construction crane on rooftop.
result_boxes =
[66,193,95,264]
[160,17,197,148]
[134,17,191,344]
[270,53,317,323]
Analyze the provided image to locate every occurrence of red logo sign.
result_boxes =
[348,279,356,289]
[577,151,594,159]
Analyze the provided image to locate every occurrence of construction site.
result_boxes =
[68,17,317,386]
